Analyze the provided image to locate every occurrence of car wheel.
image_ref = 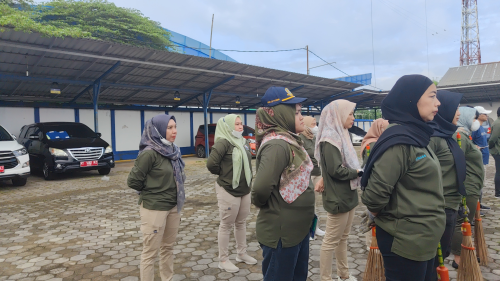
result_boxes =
[12,177,27,186]
[98,168,111,175]
[196,145,205,158]
[43,162,56,180]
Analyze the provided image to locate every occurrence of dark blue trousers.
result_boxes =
[377,226,436,281]
[260,234,310,281]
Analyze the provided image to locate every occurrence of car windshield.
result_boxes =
[43,124,98,139]
[0,126,14,141]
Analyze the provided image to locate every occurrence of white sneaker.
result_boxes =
[316,227,326,236]
[236,253,258,265]
[218,260,239,273]
[338,276,357,281]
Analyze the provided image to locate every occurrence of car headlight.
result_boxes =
[105,146,113,154]
[247,139,256,143]
[13,148,28,157]
[49,148,68,157]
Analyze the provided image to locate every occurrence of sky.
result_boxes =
[109,0,500,91]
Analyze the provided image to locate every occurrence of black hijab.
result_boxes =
[361,74,435,188]
[428,90,466,196]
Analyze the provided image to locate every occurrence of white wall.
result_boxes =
[246,114,256,128]
[115,110,141,151]
[79,109,112,145]
[170,111,193,148]
[212,113,226,123]
[144,111,164,125]
[0,107,34,137]
[40,108,74,123]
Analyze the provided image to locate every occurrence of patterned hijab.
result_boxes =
[301,116,316,140]
[214,114,252,188]
[255,104,313,203]
[315,100,361,190]
[360,118,389,157]
[139,114,186,213]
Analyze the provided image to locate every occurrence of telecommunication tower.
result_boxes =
[460,0,481,66]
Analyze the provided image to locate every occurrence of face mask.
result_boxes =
[232,130,243,139]
[471,120,481,132]
[311,126,319,136]
[153,126,173,146]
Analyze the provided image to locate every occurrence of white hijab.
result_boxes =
[314,99,361,190]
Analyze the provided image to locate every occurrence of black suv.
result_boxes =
[18,122,115,180]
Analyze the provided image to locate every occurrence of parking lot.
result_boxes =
[1,156,500,281]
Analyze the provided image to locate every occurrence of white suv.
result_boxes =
[0,124,30,186]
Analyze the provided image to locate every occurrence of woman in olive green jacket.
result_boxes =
[251,86,314,281]
[361,75,444,281]
[206,114,257,273]
[450,106,484,268]
[314,99,361,281]
[127,114,186,281]
[300,115,325,238]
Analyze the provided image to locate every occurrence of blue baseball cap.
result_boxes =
[261,86,308,107]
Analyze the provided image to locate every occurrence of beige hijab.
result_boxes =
[360,118,389,157]
[301,116,316,139]
[314,99,361,190]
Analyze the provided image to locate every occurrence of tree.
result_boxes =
[0,0,175,50]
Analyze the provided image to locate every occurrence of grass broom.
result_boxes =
[436,242,450,281]
[457,197,483,281]
[474,201,489,266]
[363,227,385,281]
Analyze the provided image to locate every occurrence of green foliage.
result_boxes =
[0,0,174,50]
[355,108,382,120]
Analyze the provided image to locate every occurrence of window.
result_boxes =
[42,123,97,138]
[25,126,36,138]
[0,126,13,141]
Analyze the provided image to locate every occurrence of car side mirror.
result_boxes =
[11,134,17,140]
[29,134,40,140]
[96,133,102,137]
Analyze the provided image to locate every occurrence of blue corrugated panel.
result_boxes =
[335,73,372,85]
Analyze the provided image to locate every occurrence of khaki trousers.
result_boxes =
[320,209,355,280]
[140,204,180,281]
[215,182,251,261]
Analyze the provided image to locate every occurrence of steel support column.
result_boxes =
[93,81,101,132]
[203,90,214,158]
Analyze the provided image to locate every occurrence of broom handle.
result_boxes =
[462,196,469,223]
[437,242,445,267]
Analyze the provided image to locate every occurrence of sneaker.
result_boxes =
[452,260,459,269]
[480,211,485,217]
[235,253,257,265]
[316,227,326,236]
[218,260,239,273]
[310,236,315,241]
[338,276,357,281]
[480,204,491,210]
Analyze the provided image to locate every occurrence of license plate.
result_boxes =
[0,166,3,173]
[80,161,98,167]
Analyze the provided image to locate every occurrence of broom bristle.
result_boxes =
[475,205,489,266]
[457,234,483,281]
[363,230,385,281]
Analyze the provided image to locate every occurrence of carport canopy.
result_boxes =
[0,29,368,112]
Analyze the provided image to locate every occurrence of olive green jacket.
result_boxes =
[361,143,445,261]
[489,118,500,155]
[429,137,462,210]
[251,139,315,249]
[300,134,321,176]
[127,150,177,211]
[320,142,359,214]
[206,139,253,197]
[453,132,484,197]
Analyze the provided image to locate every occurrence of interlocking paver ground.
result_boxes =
[1,155,500,280]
